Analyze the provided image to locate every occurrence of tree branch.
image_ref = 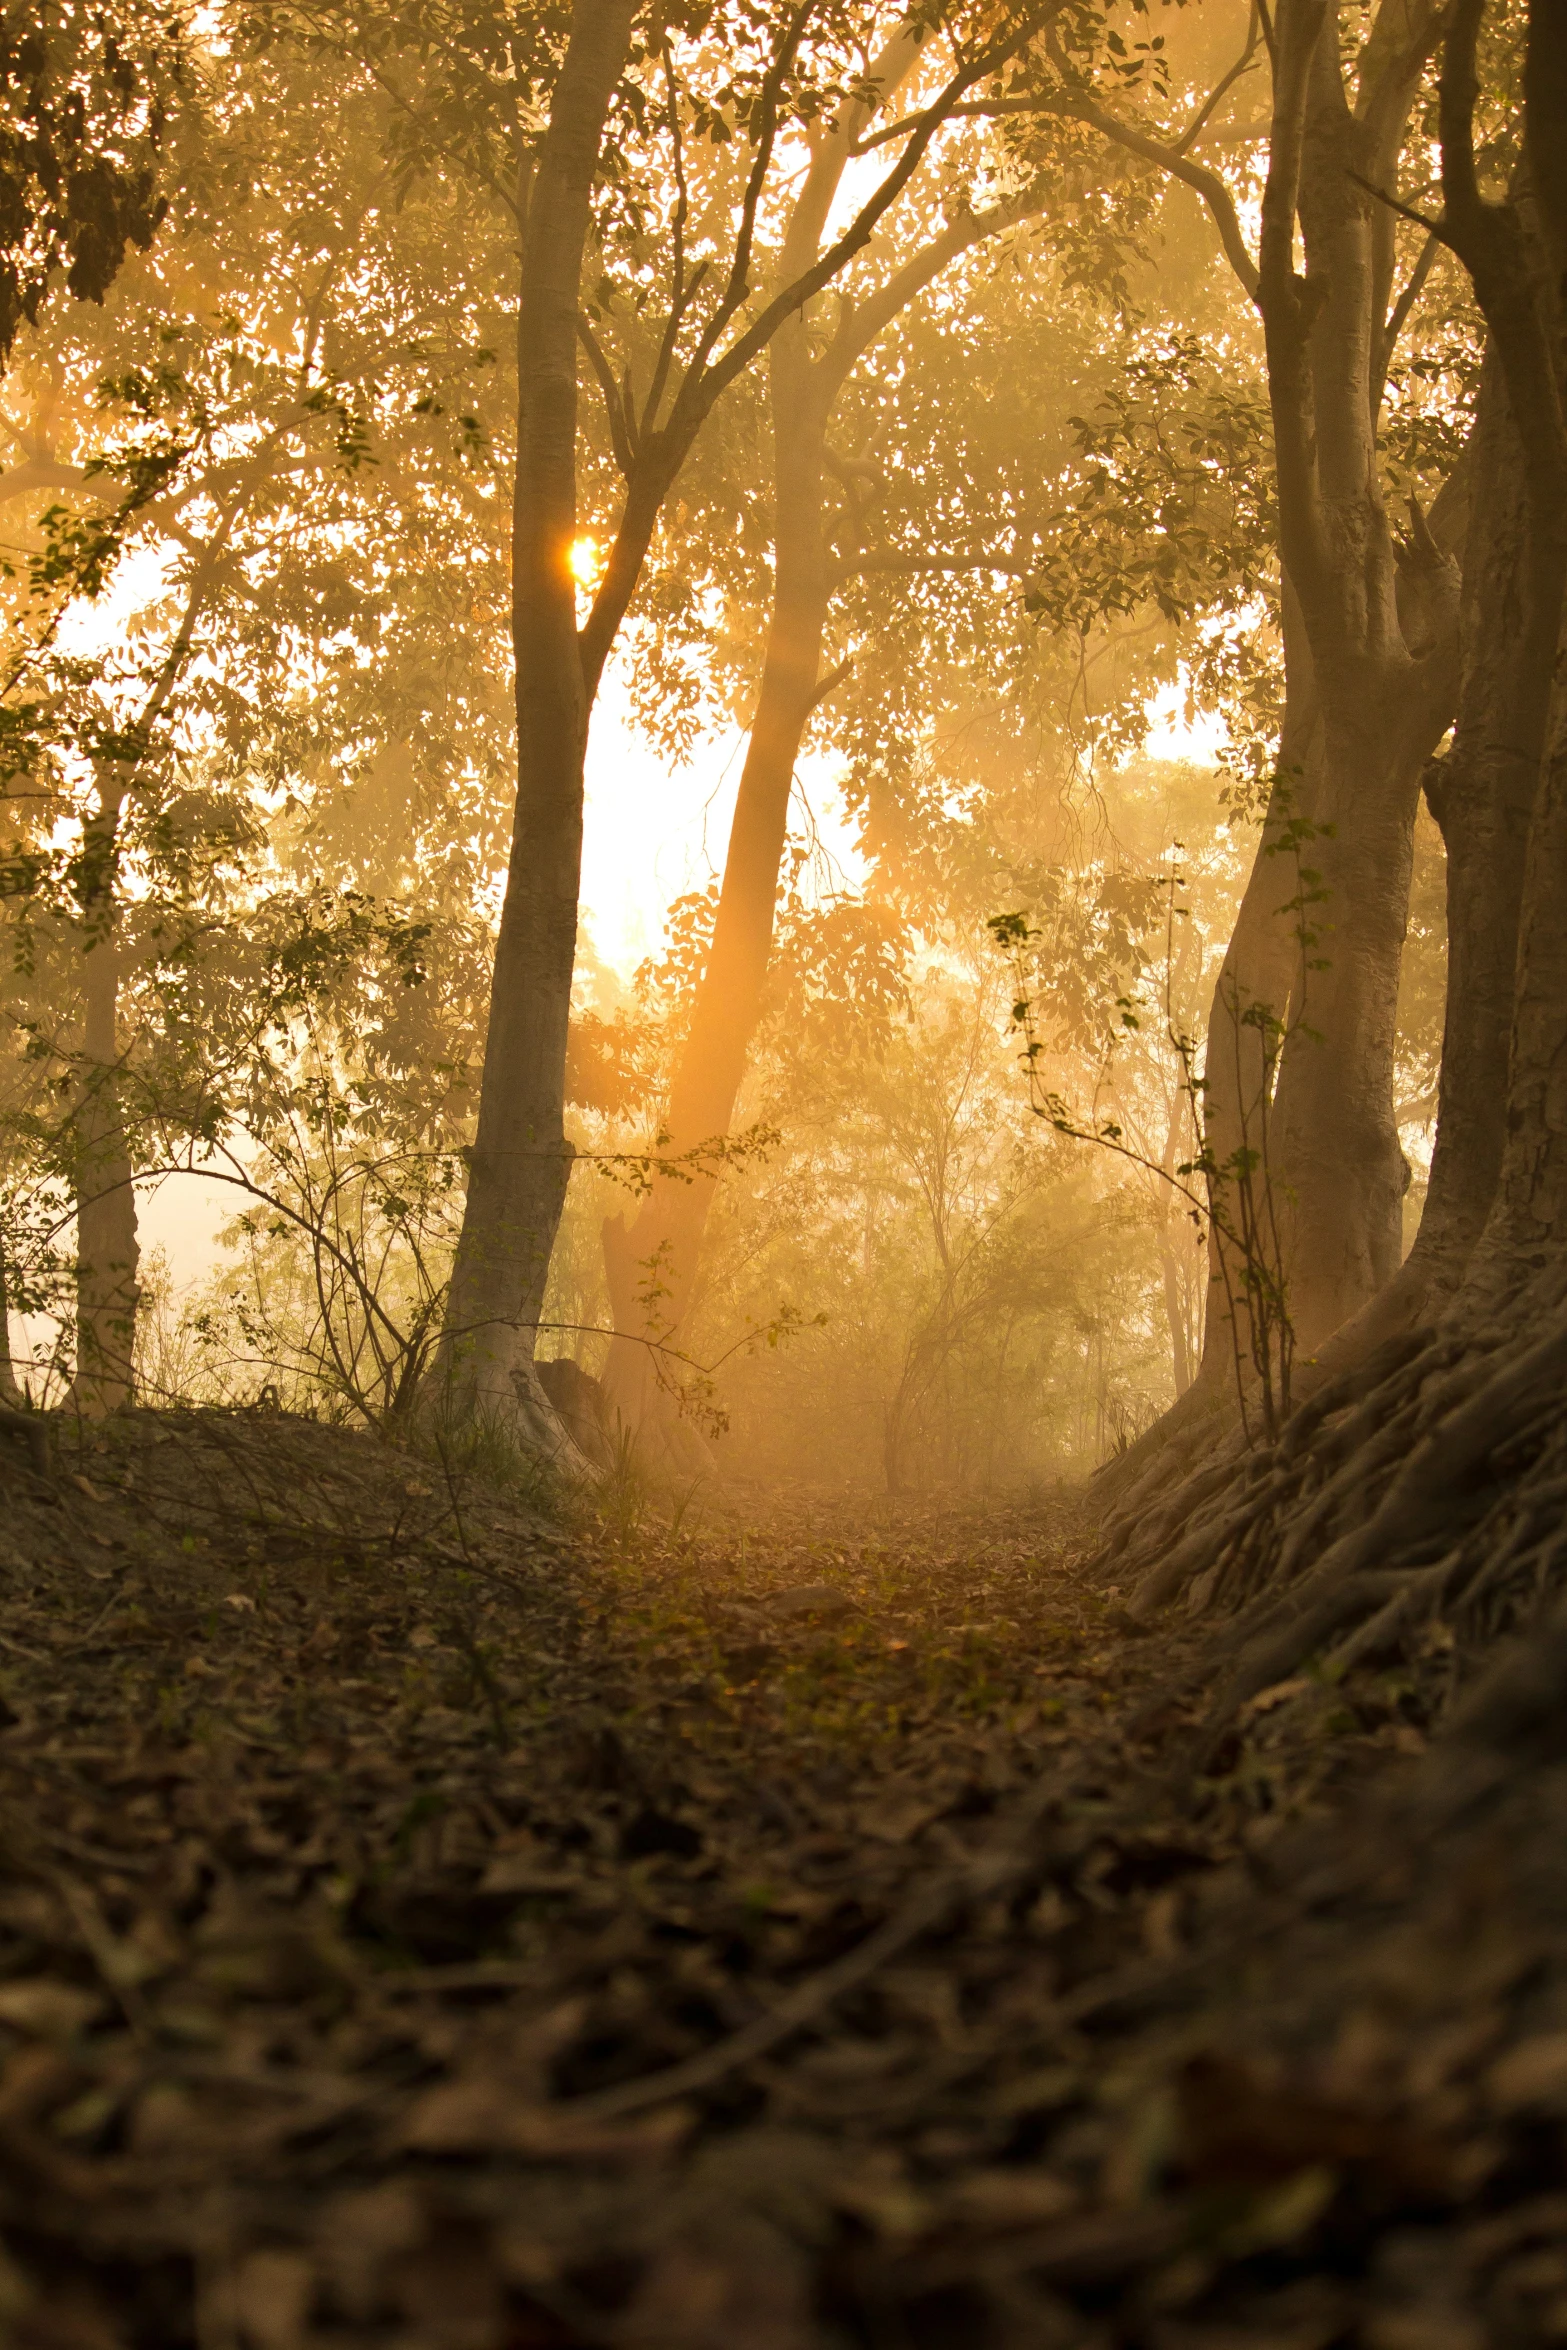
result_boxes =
[1348,168,1444,238]
[806,653,854,709]
[1438,0,1567,528]
[1255,0,1334,623]
[1175,4,1263,155]
[578,0,1066,695]
[576,310,637,476]
[698,1,1066,411]
[1380,225,1440,380]
[818,181,1044,398]
[1037,19,1262,304]
[851,90,1046,155]
[639,38,697,438]
[1525,0,1567,275]
[683,0,823,382]
[830,548,1030,586]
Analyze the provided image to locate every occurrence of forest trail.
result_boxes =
[0,1416,1558,2346]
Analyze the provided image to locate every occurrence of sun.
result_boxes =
[568,535,599,586]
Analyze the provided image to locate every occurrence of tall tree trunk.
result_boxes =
[1194,583,1324,1386]
[1160,1222,1194,1399]
[1475,641,1567,1285]
[1450,0,1567,1296]
[70,779,138,1416]
[1092,0,1567,1643]
[1092,0,1460,1508]
[1405,346,1553,1297]
[1267,675,1446,1348]
[1469,582,1567,1284]
[1250,0,1458,1356]
[599,332,831,1437]
[593,131,1044,1445]
[436,0,635,1433]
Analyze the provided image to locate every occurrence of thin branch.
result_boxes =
[685,0,823,381]
[341,43,520,221]
[1175,3,1263,155]
[1347,167,1446,239]
[1380,225,1440,374]
[693,2,1066,416]
[578,0,1067,693]
[1043,32,1261,302]
[576,311,637,476]
[1253,0,1334,624]
[1438,0,1567,518]
[806,654,854,710]
[830,548,1030,586]
[851,90,1048,154]
[819,181,1045,397]
[639,37,694,437]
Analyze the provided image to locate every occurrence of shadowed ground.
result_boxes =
[0,1415,1557,2348]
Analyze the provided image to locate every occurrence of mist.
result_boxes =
[3,1,1566,2340]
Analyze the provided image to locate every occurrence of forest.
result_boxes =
[0,0,1565,2341]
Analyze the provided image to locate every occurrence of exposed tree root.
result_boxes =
[1100,1274,1567,1744]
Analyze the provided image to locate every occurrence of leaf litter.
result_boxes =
[0,1412,1560,2345]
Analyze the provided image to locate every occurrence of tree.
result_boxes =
[0,0,183,364]
[427,0,1073,1438]
[594,60,1282,1452]
[596,86,1062,1450]
[1094,0,1567,1736]
[0,22,515,1407]
[1053,0,1473,1411]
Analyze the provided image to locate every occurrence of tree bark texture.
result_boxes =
[1194,582,1324,1390]
[1410,347,1554,1294]
[1471,568,1567,1283]
[438,0,636,1423]
[1250,0,1459,1353]
[599,328,831,1437]
[1439,0,1567,1299]
[1088,0,1567,1657]
[70,777,139,1416]
[596,139,1045,1441]
[1093,0,1463,1506]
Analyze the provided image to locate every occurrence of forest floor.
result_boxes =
[0,1409,1562,2349]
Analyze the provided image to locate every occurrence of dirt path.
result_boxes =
[0,1414,1560,2347]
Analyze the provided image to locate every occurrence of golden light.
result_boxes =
[568,535,599,586]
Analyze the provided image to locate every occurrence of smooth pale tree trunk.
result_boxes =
[1192,586,1324,1388]
[1093,0,1460,1505]
[1401,348,1553,1299]
[70,778,139,1415]
[597,158,1046,1446]
[436,0,635,1437]
[1266,668,1452,1347]
[1253,11,1461,1355]
[599,330,831,1440]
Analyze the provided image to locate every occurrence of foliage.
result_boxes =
[0,0,184,361]
[992,780,1340,1442]
[0,0,1477,1468]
